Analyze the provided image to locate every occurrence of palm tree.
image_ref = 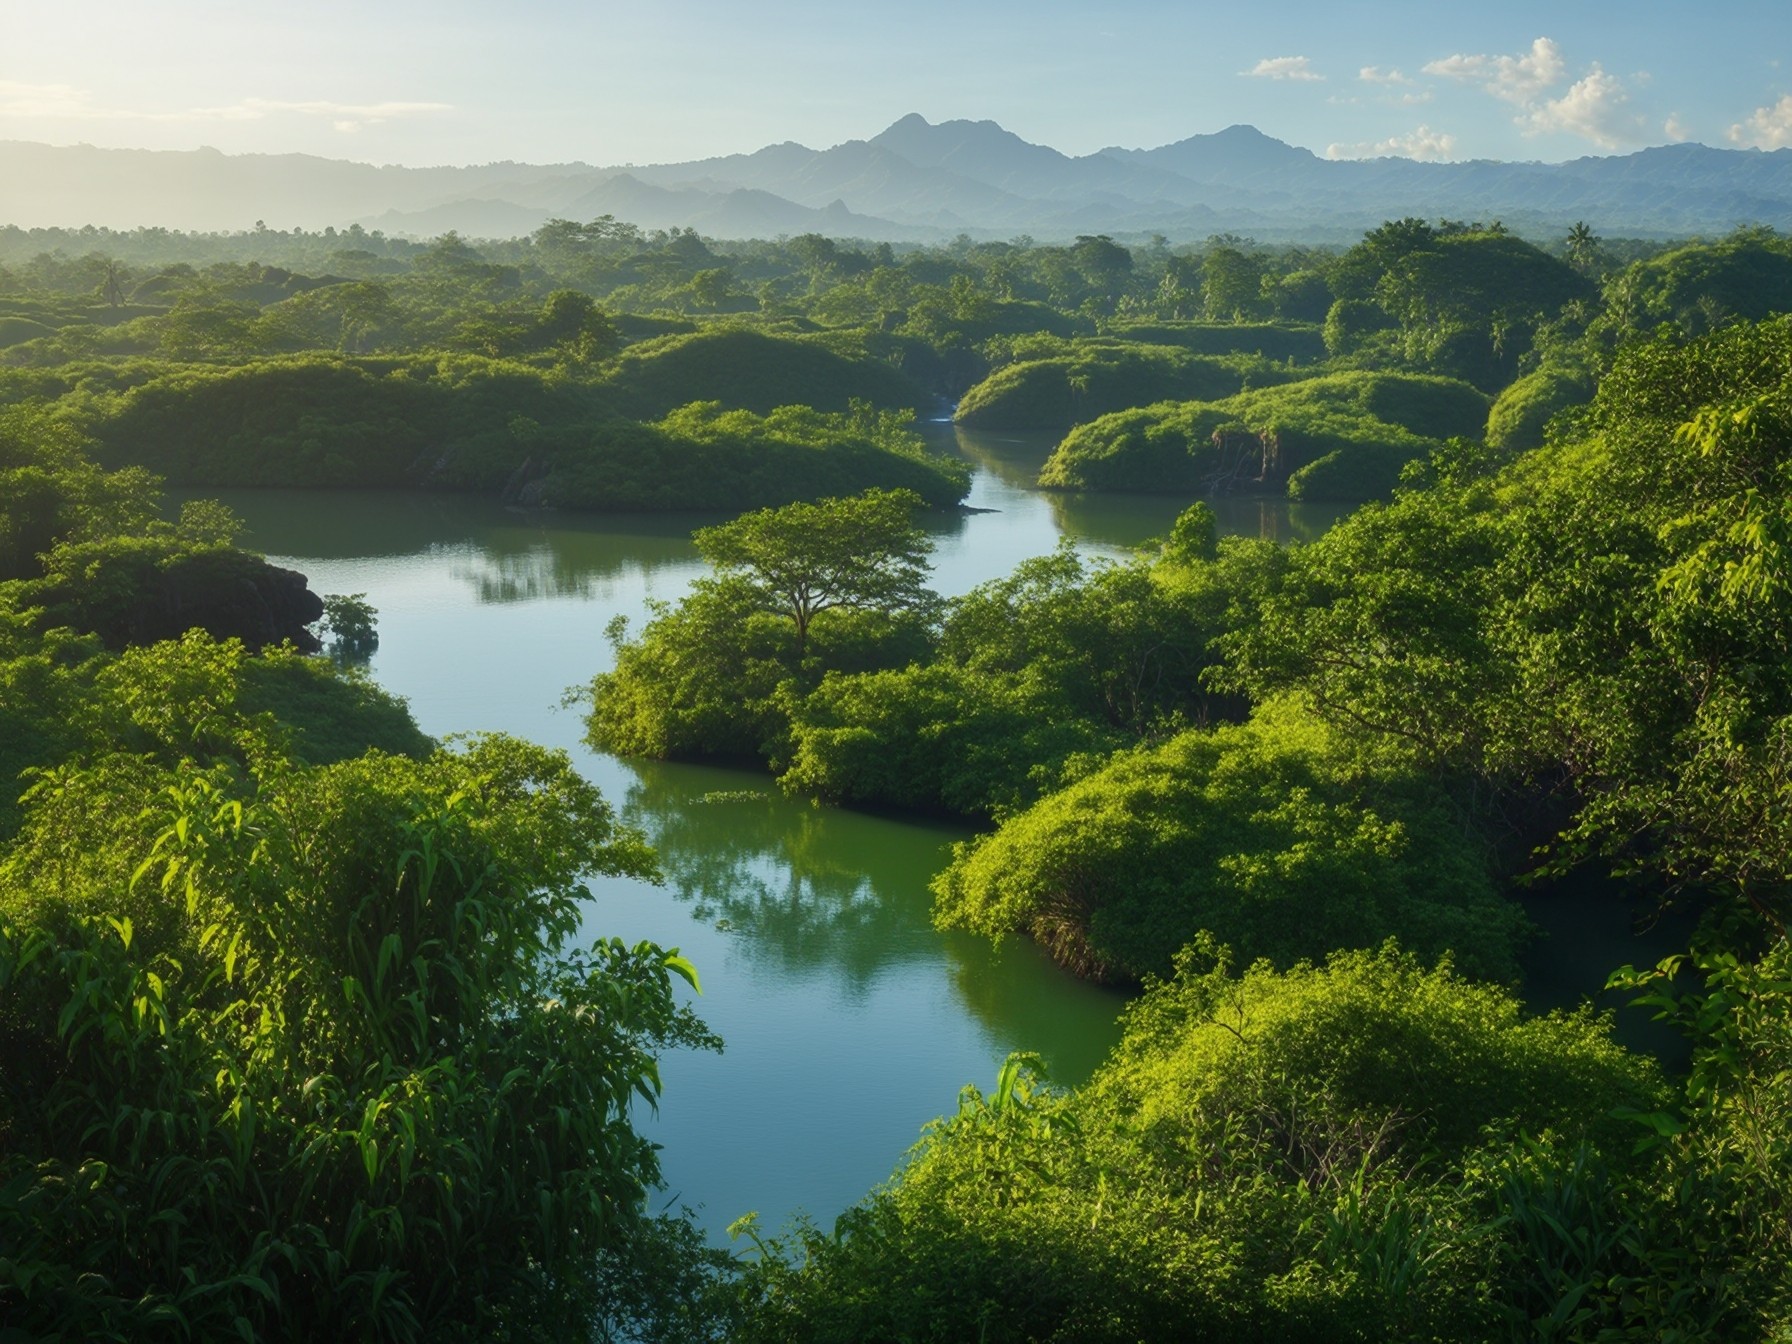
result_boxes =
[1566,221,1602,276]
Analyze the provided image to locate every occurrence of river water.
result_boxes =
[180,426,1674,1241]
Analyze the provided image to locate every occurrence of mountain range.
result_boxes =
[6,114,1792,243]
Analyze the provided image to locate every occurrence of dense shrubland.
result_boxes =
[1038,370,1490,500]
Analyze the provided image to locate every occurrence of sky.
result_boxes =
[3,0,1789,168]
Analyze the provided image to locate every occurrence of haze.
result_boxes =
[4,0,1790,172]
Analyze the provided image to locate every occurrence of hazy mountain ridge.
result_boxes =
[5,116,1790,242]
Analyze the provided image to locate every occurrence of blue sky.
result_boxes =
[4,0,1788,167]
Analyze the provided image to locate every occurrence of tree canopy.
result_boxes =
[692,488,936,657]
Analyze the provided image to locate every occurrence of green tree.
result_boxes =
[1201,246,1266,321]
[691,489,936,659]
[318,591,379,660]
[1566,220,1604,276]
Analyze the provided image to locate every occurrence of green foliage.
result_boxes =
[0,728,717,1340]
[1217,482,1511,769]
[780,660,1127,817]
[587,506,1277,823]
[954,343,1245,430]
[1223,317,1792,934]
[542,401,969,511]
[74,354,608,489]
[1322,297,1398,357]
[733,947,1669,1343]
[1106,320,1327,362]
[1164,498,1219,564]
[63,352,964,512]
[693,488,937,658]
[1041,371,1488,501]
[585,582,799,762]
[6,533,324,651]
[1485,364,1595,452]
[0,617,101,839]
[0,403,162,581]
[1613,940,1792,1331]
[602,326,924,419]
[236,645,430,764]
[1615,230,1792,336]
[586,491,944,763]
[934,707,1524,982]
[0,315,55,348]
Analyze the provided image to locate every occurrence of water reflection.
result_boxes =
[618,760,964,989]
[448,527,701,604]
[937,425,1351,553]
[611,755,1127,1079]
[170,487,715,605]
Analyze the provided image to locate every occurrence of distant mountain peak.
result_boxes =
[6,118,1789,241]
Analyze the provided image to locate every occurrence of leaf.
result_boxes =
[663,952,701,994]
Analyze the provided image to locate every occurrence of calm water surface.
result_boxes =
[182,427,1671,1238]
[193,426,1256,1239]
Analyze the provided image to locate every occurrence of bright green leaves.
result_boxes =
[692,488,937,659]
[0,722,710,1339]
[934,711,1524,983]
[731,947,1667,1343]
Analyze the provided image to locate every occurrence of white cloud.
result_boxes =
[0,81,449,131]
[1728,95,1792,148]
[1325,125,1458,162]
[1421,38,1654,149]
[1424,36,1564,104]
[1242,56,1323,82]
[1359,66,1411,85]
[1521,65,1644,148]
[1665,113,1692,142]
[1399,90,1434,106]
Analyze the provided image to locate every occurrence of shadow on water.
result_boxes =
[1518,868,1701,1067]
[935,424,1353,553]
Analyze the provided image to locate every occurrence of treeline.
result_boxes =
[0,329,968,511]
[8,216,1789,512]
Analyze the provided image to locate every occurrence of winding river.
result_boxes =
[178,424,1673,1241]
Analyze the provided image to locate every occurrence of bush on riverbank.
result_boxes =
[59,354,967,509]
[931,706,1524,982]
[1039,371,1488,499]
[954,344,1248,430]
[731,946,1679,1342]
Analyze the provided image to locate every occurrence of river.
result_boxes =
[176,424,1675,1242]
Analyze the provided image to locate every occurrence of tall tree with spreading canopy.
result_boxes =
[691,488,936,659]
